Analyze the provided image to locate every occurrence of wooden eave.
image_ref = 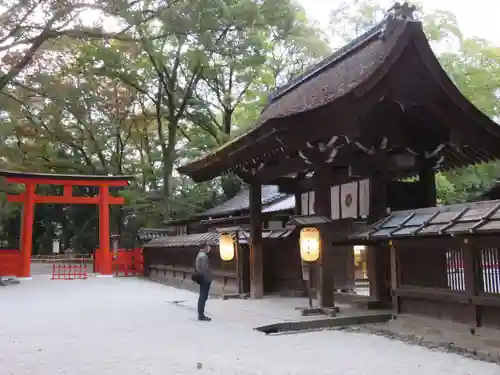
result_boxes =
[351,200,500,240]
[398,29,500,167]
[137,228,170,241]
[179,11,500,184]
[165,203,294,227]
[144,228,294,248]
[199,209,293,226]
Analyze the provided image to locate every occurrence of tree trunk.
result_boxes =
[162,120,178,220]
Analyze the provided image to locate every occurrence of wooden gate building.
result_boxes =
[177,2,500,318]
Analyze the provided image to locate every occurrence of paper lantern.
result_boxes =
[219,234,235,261]
[299,228,320,262]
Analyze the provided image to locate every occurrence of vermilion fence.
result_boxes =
[0,250,21,277]
[1,248,143,278]
[94,248,143,277]
[51,263,88,280]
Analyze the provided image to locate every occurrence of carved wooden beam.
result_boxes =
[248,156,305,183]
[273,152,416,193]
[250,138,356,183]
[275,170,352,194]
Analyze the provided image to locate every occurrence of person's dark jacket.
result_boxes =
[195,251,212,283]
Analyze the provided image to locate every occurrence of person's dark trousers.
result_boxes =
[197,280,211,319]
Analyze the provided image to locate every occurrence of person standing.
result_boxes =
[195,242,212,321]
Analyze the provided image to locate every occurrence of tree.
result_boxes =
[190,2,330,145]
[87,0,331,214]
[0,0,154,91]
[184,2,330,198]
[328,0,385,46]
[0,55,143,176]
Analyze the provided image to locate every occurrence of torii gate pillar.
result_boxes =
[98,186,112,277]
[19,183,36,279]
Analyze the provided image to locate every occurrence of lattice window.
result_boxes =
[480,247,500,294]
[446,248,465,291]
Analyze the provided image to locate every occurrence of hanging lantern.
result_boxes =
[299,227,320,262]
[219,234,235,261]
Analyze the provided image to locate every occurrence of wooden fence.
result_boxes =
[392,236,500,329]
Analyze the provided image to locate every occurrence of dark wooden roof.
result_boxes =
[164,185,294,225]
[238,228,294,244]
[143,228,294,248]
[0,170,134,182]
[262,195,295,213]
[137,228,170,241]
[178,4,500,183]
[352,200,500,240]
[143,232,219,248]
[201,185,287,216]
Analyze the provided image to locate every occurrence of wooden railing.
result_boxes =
[148,264,237,295]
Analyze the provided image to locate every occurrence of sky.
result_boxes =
[298,0,500,45]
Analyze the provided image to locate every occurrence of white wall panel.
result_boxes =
[359,179,370,218]
[330,185,340,220]
[340,181,358,218]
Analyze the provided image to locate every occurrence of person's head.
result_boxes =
[200,241,210,253]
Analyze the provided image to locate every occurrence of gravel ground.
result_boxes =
[1,277,499,375]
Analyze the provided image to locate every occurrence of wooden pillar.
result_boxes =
[296,192,312,302]
[419,159,437,207]
[389,241,400,313]
[463,238,480,328]
[368,173,390,305]
[235,230,243,294]
[98,185,112,277]
[19,183,36,279]
[314,184,334,308]
[249,183,263,298]
[367,243,389,304]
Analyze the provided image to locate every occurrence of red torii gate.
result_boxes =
[0,171,133,279]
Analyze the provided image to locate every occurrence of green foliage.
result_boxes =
[0,0,328,248]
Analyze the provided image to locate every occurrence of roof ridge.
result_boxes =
[267,2,417,105]
[200,185,283,217]
[267,21,385,104]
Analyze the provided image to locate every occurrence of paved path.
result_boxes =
[1,277,499,375]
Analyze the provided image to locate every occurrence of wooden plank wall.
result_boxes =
[392,236,500,329]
